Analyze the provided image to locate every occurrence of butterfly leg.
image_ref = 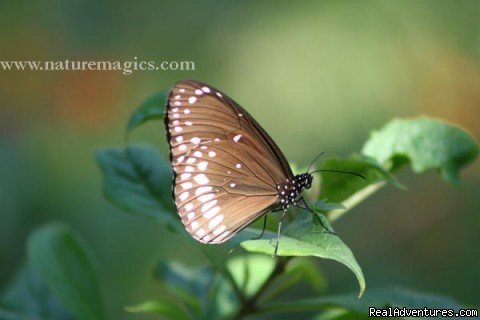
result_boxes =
[251,216,267,240]
[274,210,287,256]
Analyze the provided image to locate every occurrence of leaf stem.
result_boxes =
[328,181,386,223]
[233,257,290,319]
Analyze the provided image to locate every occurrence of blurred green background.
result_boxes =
[1,0,479,318]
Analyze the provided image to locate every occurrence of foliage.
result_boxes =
[102,91,476,319]
[0,225,106,320]
[1,89,477,319]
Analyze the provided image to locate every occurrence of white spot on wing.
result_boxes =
[194,174,209,185]
[216,92,222,97]
[185,121,193,126]
[185,203,194,211]
[208,151,216,157]
[233,134,242,142]
[193,151,202,157]
[179,88,185,93]
[185,166,194,172]
[198,193,215,203]
[196,186,212,196]
[188,96,197,104]
[195,89,203,95]
[236,163,242,169]
[186,157,196,164]
[181,182,193,190]
[187,212,195,220]
[184,109,191,114]
[212,225,226,236]
[197,161,208,170]
[175,136,183,143]
[174,95,181,99]
[209,215,224,229]
[230,183,236,188]
[201,201,217,213]
[177,156,185,163]
[191,221,199,229]
[191,137,201,144]
[196,228,206,237]
[180,173,191,180]
[178,144,186,151]
[202,86,211,93]
[204,206,220,218]
[174,101,181,106]
[174,127,182,132]
[179,192,189,201]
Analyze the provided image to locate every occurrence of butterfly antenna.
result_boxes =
[310,169,366,180]
[307,152,325,173]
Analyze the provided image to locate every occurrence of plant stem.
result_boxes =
[233,257,290,319]
[328,181,386,223]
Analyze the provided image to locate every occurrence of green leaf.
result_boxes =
[262,257,327,304]
[262,287,464,316]
[27,224,106,320]
[362,117,479,184]
[320,154,401,204]
[314,200,345,212]
[126,90,168,133]
[96,145,183,233]
[153,261,214,316]
[126,300,190,320]
[1,264,74,320]
[152,259,242,319]
[226,255,276,298]
[204,273,239,320]
[284,258,326,293]
[240,215,365,298]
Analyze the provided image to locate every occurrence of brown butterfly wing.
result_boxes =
[164,80,291,243]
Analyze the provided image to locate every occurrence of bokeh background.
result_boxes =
[1,0,479,318]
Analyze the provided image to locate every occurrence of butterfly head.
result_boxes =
[298,172,313,190]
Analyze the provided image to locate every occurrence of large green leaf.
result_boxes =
[126,90,168,133]
[0,264,74,320]
[362,117,479,184]
[96,145,183,233]
[261,287,464,317]
[27,225,106,320]
[240,214,365,298]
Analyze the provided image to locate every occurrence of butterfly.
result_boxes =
[164,80,359,253]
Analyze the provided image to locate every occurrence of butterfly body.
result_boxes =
[164,80,312,245]
[277,173,313,210]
